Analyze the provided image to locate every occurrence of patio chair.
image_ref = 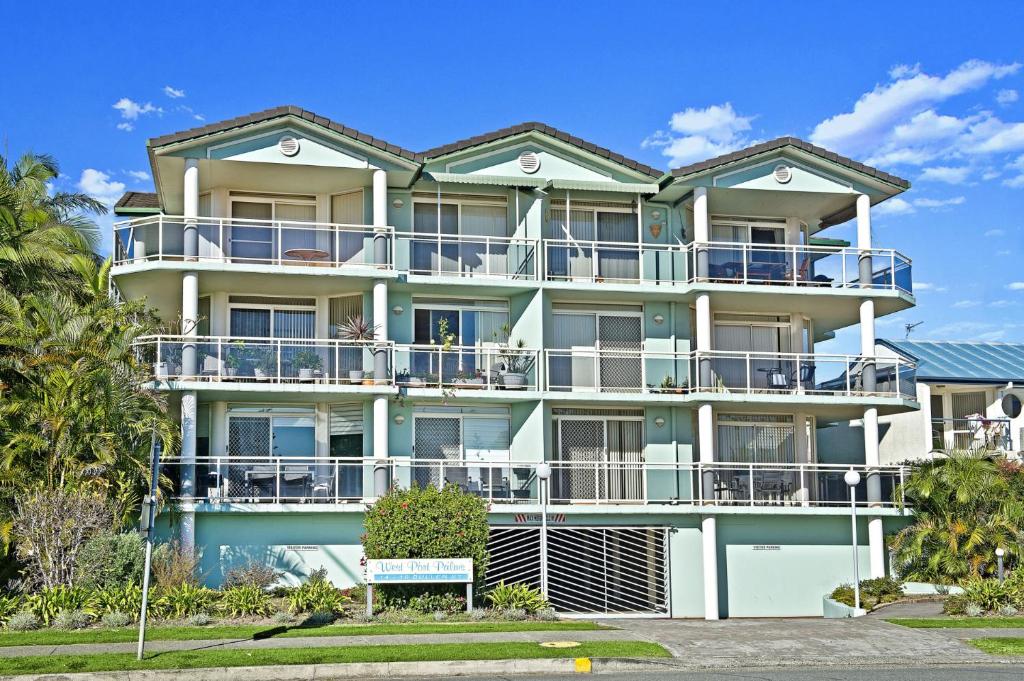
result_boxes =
[282,465,313,499]
[247,465,276,498]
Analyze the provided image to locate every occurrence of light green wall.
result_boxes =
[511,401,544,461]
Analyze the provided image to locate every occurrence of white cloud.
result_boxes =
[919,166,971,184]
[126,170,150,182]
[914,282,948,292]
[952,299,981,308]
[990,299,1018,308]
[643,103,757,166]
[997,89,1019,105]
[926,320,1019,341]
[889,63,922,80]
[912,196,966,208]
[112,97,160,121]
[1007,282,1024,290]
[874,195,965,216]
[984,228,1006,237]
[163,85,186,99]
[810,60,1020,157]
[77,169,125,206]
[116,122,134,132]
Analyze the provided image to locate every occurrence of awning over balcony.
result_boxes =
[427,172,546,188]
[545,179,661,194]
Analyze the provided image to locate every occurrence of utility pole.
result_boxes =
[137,427,161,660]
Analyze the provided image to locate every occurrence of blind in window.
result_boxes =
[330,404,364,435]
[464,417,510,463]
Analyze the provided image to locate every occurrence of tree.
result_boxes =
[890,452,1024,583]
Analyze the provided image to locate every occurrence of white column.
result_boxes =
[181,159,200,376]
[179,391,197,554]
[856,194,873,287]
[210,401,227,456]
[373,395,389,495]
[372,280,388,381]
[696,293,712,389]
[863,405,884,577]
[183,159,199,259]
[372,169,388,266]
[693,187,709,279]
[701,515,719,620]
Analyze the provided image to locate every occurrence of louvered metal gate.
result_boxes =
[486,526,670,616]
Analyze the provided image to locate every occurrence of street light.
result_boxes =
[844,469,862,612]
[996,547,1006,584]
[536,463,551,599]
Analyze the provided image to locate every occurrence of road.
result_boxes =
[389,666,1024,680]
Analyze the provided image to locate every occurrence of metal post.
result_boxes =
[366,584,374,618]
[137,427,161,660]
[848,475,861,611]
[466,583,474,612]
[997,548,1006,583]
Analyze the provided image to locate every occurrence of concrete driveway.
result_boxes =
[607,616,996,668]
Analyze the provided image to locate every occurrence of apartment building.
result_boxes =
[113,106,918,618]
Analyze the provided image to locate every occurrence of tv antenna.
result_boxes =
[904,321,923,339]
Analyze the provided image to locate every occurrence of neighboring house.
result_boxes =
[113,106,918,619]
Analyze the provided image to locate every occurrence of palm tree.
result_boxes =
[0,153,105,297]
[890,451,1024,582]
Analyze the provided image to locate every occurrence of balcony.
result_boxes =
[931,417,1013,452]
[136,335,392,385]
[543,239,688,285]
[393,344,541,391]
[164,457,908,509]
[113,216,391,269]
[694,351,917,399]
[694,242,913,294]
[544,349,916,398]
[394,233,537,279]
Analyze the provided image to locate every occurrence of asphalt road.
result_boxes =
[391,666,1024,680]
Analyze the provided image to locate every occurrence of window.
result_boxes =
[330,404,363,457]
[410,299,509,380]
[227,405,316,458]
[413,408,512,490]
[547,201,639,281]
[230,196,318,262]
[716,414,796,464]
[228,298,316,339]
[411,198,509,275]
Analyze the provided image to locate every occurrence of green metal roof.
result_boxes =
[808,237,851,248]
[879,339,1024,383]
[427,172,546,188]
[545,179,660,194]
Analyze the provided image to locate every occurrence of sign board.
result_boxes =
[365,558,473,584]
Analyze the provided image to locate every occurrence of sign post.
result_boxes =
[364,558,474,618]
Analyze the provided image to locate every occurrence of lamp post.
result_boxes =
[844,469,862,612]
[536,462,551,599]
[996,547,1006,584]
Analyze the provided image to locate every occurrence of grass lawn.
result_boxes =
[0,641,670,674]
[887,617,1024,629]
[0,620,605,647]
[969,638,1024,655]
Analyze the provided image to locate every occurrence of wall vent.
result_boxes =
[278,136,300,157]
[518,151,541,174]
[773,164,792,184]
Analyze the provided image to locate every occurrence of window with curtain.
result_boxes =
[230,306,315,338]
[330,404,363,457]
[716,414,795,464]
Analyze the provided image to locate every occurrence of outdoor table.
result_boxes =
[284,248,330,262]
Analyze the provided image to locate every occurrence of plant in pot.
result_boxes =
[498,340,533,389]
[454,369,486,389]
[659,375,685,394]
[336,315,380,383]
[361,371,376,386]
[293,349,323,380]
[253,347,276,379]
[224,341,247,378]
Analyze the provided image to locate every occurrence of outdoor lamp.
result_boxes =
[536,462,551,480]
[393,414,405,425]
[654,416,666,428]
[392,305,404,316]
[844,470,861,488]
[652,314,665,325]
[844,469,862,611]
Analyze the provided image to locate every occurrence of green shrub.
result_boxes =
[95,584,143,616]
[223,562,281,590]
[186,612,212,626]
[301,611,336,626]
[101,612,133,628]
[407,592,466,614]
[503,607,528,621]
[288,579,347,614]
[155,584,217,619]
[219,585,273,618]
[965,603,985,617]
[0,594,24,625]
[829,584,856,608]
[151,541,200,589]
[26,586,96,625]
[962,578,1014,613]
[52,609,92,631]
[75,531,145,590]
[860,577,904,605]
[6,612,38,631]
[485,581,548,614]
[943,593,971,615]
[362,483,489,605]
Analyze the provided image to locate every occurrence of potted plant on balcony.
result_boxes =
[293,349,322,380]
[498,340,533,390]
[253,347,276,379]
[224,340,247,378]
[361,370,376,386]
[335,315,380,383]
[454,369,486,389]
[658,375,686,394]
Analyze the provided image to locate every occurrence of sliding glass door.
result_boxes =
[555,416,644,501]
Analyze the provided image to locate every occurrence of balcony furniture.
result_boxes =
[245,466,276,498]
[282,465,314,498]
[284,247,330,263]
[311,473,335,501]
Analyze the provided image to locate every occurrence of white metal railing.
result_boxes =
[393,344,540,391]
[544,348,916,398]
[164,457,909,508]
[692,350,917,398]
[544,238,688,284]
[394,232,538,279]
[136,335,392,385]
[113,215,392,268]
[691,241,913,294]
[931,417,1013,451]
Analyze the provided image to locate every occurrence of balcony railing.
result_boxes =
[136,335,392,385]
[692,242,913,294]
[931,417,1013,452]
[544,349,916,398]
[394,233,537,279]
[693,351,917,398]
[163,457,908,508]
[393,344,540,391]
[113,216,392,269]
[544,239,688,285]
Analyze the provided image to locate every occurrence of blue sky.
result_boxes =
[2,1,1023,350]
